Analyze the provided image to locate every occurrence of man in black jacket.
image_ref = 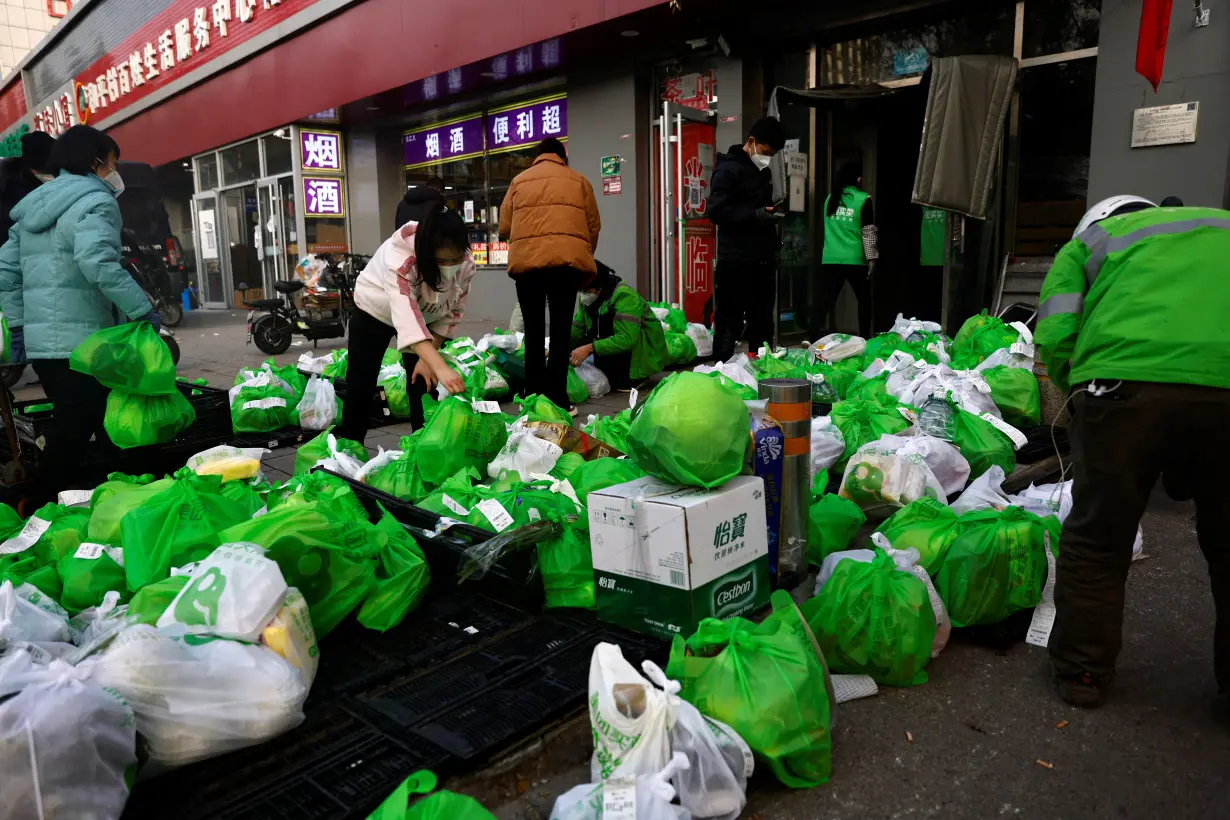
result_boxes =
[0,131,54,247]
[395,176,445,228]
[707,116,787,362]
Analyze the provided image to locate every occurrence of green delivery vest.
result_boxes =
[1036,206,1230,393]
[821,187,870,265]
[920,206,946,266]
[570,284,667,381]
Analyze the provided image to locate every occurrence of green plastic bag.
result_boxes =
[382,347,401,367]
[104,389,196,449]
[322,349,349,380]
[549,451,585,483]
[379,364,411,418]
[267,469,370,523]
[414,396,508,489]
[807,478,866,566]
[90,472,157,508]
[230,372,297,433]
[951,312,1021,368]
[826,358,864,400]
[417,467,485,519]
[702,370,758,401]
[627,371,750,489]
[861,333,912,367]
[981,366,1041,428]
[363,445,428,502]
[88,477,176,544]
[843,372,890,405]
[366,768,495,820]
[568,457,645,506]
[357,511,431,631]
[537,524,594,609]
[217,501,381,637]
[582,408,633,452]
[800,550,936,687]
[68,321,176,395]
[566,366,589,405]
[663,332,698,367]
[119,471,254,591]
[948,401,1017,479]
[934,506,1055,628]
[875,497,960,573]
[517,393,573,426]
[58,545,128,612]
[829,397,911,470]
[752,353,807,381]
[0,505,92,572]
[218,477,266,518]
[0,503,21,542]
[127,575,188,625]
[667,590,835,788]
[294,428,369,475]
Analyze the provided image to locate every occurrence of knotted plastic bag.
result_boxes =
[583,408,633,452]
[294,374,339,430]
[356,512,431,632]
[807,473,866,566]
[828,397,911,471]
[519,393,574,426]
[874,497,961,573]
[981,365,1042,428]
[69,321,176,395]
[104,388,196,448]
[293,429,369,476]
[414,395,508,489]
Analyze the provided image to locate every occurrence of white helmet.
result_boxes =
[1074,195,1157,238]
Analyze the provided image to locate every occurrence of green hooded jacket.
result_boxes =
[571,280,666,380]
[1036,206,1230,393]
[0,171,152,359]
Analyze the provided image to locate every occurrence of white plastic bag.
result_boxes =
[185,444,269,481]
[297,351,333,374]
[575,360,612,399]
[66,590,128,648]
[685,323,713,359]
[488,421,564,480]
[310,433,367,478]
[950,465,1011,515]
[641,661,750,820]
[1006,480,1143,560]
[84,624,307,770]
[811,415,845,481]
[0,660,137,820]
[552,753,692,820]
[355,447,405,485]
[812,332,866,362]
[975,345,1035,371]
[0,581,69,644]
[870,434,970,496]
[693,353,758,392]
[296,375,337,431]
[589,642,677,782]
[157,543,288,642]
[889,313,942,340]
[889,363,1000,419]
[839,440,947,515]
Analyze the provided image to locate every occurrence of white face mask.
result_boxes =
[97,163,124,198]
[579,292,600,307]
[750,148,772,171]
[437,262,463,282]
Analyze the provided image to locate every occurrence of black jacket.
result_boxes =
[395,186,445,229]
[707,144,777,263]
[0,158,41,247]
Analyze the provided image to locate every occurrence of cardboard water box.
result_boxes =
[588,475,771,640]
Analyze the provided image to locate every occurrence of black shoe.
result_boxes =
[1054,670,1109,708]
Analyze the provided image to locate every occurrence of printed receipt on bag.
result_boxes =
[0,516,50,554]
[1027,532,1057,648]
[603,778,637,820]
[477,498,514,532]
[75,542,105,560]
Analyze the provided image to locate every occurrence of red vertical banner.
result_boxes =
[677,121,716,323]
[1136,0,1174,91]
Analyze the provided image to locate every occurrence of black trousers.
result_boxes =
[335,308,428,444]
[813,263,872,339]
[32,358,111,500]
[1051,381,1230,692]
[713,258,776,362]
[594,350,635,391]
[515,269,579,409]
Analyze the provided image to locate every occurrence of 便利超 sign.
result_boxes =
[402,93,567,169]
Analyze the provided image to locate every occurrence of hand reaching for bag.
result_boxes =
[570,344,594,367]
[435,365,465,396]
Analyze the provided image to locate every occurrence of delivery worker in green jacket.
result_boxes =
[570,261,665,391]
[814,161,877,338]
[1036,195,1230,709]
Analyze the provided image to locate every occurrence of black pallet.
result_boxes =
[121,703,451,820]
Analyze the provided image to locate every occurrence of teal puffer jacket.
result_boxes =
[0,172,152,360]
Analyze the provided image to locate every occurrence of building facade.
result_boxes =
[0,0,63,81]
[0,0,1219,334]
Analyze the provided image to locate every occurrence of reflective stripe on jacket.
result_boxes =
[1036,206,1230,393]
[570,283,666,380]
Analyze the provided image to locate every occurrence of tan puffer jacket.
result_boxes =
[499,154,601,278]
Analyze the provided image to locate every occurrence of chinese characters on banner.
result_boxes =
[678,122,716,323]
[402,95,567,169]
[303,177,344,217]
[662,70,718,111]
[300,128,345,220]
[300,130,342,172]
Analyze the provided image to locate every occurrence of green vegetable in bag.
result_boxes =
[568,458,645,506]
[807,475,866,566]
[378,365,410,417]
[800,550,936,687]
[663,332,698,367]
[127,575,188,625]
[948,400,1016,479]
[875,497,961,573]
[68,321,176,395]
[667,590,835,788]
[88,477,176,544]
[517,393,572,426]
[627,371,750,489]
[104,389,196,449]
[934,506,1055,627]
[357,511,431,631]
[549,452,585,483]
[829,397,911,470]
[951,312,1021,368]
[582,408,632,451]
[217,502,381,637]
[294,428,369,475]
[414,395,508,489]
[981,365,1041,428]
[58,545,128,612]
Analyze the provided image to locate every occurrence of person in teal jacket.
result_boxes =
[0,125,155,498]
[1036,194,1230,709]
[569,262,665,391]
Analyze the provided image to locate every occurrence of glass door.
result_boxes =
[277,175,299,279]
[222,185,260,306]
[192,191,227,308]
[256,178,284,294]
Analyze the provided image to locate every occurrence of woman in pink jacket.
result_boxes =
[338,207,473,441]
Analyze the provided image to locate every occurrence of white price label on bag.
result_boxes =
[979,412,1029,449]
[476,498,514,532]
[0,516,50,555]
[602,778,638,820]
[471,400,501,414]
[57,489,93,506]
[1010,341,1036,359]
[74,542,106,560]
[13,641,52,665]
[441,494,470,516]
[243,397,287,410]
[898,407,919,424]
[1027,533,1058,648]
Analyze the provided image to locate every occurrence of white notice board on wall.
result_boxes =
[1131,102,1199,148]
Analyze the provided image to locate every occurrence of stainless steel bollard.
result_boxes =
[757,378,812,579]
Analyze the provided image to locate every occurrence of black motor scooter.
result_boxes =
[245,253,368,355]
[120,228,184,329]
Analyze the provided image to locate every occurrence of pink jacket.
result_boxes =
[353,221,475,351]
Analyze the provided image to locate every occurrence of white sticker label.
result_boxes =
[1027,532,1058,648]
[979,412,1029,449]
[15,642,52,665]
[1010,341,1036,359]
[243,397,287,410]
[0,516,50,555]
[74,542,105,560]
[476,498,514,532]
[471,400,501,414]
[602,778,637,820]
[898,407,919,424]
[441,494,470,516]
[57,489,93,507]
[628,388,639,410]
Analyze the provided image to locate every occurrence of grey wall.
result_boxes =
[345,129,384,255]
[1088,0,1230,207]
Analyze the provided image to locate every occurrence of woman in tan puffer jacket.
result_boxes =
[499,138,601,412]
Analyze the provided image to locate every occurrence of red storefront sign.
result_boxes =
[0,81,27,133]
[678,120,715,323]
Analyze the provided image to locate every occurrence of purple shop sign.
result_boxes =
[403,114,485,169]
[487,95,567,155]
[300,129,343,172]
[303,176,345,218]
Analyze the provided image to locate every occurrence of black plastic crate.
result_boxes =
[232,426,311,452]
[122,703,450,820]
[181,381,232,437]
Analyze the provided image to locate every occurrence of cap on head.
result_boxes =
[1074,195,1157,238]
